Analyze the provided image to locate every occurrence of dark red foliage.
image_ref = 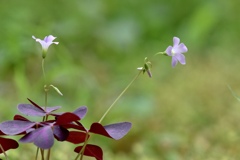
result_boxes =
[74,144,103,160]
[0,98,132,159]
[0,137,19,153]
[66,131,88,144]
[55,112,80,125]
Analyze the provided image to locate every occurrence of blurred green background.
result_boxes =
[1,0,240,159]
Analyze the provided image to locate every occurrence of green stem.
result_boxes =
[40,149,45,160]
[74,132,89,160]
[74,70,142,160]
[35,147,39,160]
[0,144,8,160]
[44,86,48,111]
[39,58,49,160]
[154,51,166,56]
[42,59,46,81]
[46,148,51,160]
[98,70,142,123]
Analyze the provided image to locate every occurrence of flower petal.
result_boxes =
[173,37,180,47]
[44,35,56,43]
[174,43,188,54]
[179,43,188,52]
[175,53,186,65]
[171,56,178,67]
[32,35,59,52]
[165,46,173,56]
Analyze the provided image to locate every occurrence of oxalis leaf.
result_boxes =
[74,144,103,160]
[0,120,36,135]
[0,137,19,153]
[19,126,54,149]
[89,122,132,140]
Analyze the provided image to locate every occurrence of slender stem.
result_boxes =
[98,70,142,123]
[40,149,45,160]
[35,147,39,160]
[42,59,46,81]
[44,86,48,111]
[74,132,89,160]
[0,144,8,160]
[46,148,51,160]
[74,70,142,160]
[42,86,49,159]
[39,58,49,159]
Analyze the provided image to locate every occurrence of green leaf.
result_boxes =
[49,85,63,96]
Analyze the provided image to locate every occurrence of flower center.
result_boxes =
[171,49,176,56]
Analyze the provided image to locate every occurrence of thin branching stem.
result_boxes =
[98,70,142,123]
[74,71,142,160]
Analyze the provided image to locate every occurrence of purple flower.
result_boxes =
[32,35,59,58]
[165,37,188,67]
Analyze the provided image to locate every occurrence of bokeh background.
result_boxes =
[1,0,240,159]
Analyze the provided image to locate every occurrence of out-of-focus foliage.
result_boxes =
[1,0,240,159]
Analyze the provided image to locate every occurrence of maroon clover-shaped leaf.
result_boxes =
[14,115,30,121]
[55,112,80,125]
[66,131,88,144]
[19,125,54,149]
[89,122,132,140]
[0,120,36,135]
[74,144,103,160]
[0,137,19,153]
[0,130,5,135]
[62,123,87,134]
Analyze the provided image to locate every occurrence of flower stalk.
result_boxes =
[98,70,143,123]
